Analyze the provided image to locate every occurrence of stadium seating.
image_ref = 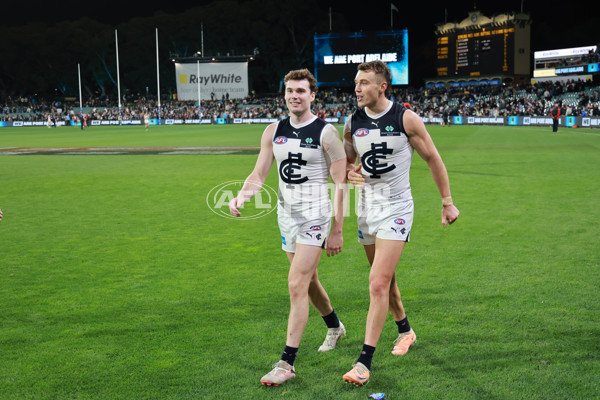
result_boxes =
[2,80,599,123]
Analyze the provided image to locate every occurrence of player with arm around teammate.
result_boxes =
[229,69,348,387]
[342,61,460,386]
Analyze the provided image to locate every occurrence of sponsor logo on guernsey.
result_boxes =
[274,136,287,144]
[354,128,369,137]
[394,218,405,225]
[310,225,322,231]
[381,125,401,136]
[300,136,318,149]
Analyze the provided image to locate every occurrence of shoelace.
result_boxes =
[324,328,341,343]
[271,363,293,376]
[393,333,413,346]
[352,363,369,374]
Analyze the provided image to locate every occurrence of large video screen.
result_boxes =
[314,30,408,87]
[436,27,514,77]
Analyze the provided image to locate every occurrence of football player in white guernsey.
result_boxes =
[342,61,460,386]
[229,69,348,387]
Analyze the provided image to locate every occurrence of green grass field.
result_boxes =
[1,124,599,399]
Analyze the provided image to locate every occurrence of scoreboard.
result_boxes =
[436,27,515,77]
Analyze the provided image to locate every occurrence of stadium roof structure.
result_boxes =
[435,10,530,34]
[170,54,256,63]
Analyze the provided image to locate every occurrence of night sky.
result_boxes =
[3,0,592,51]
[1,0,595,94]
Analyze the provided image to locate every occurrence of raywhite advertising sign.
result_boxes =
[175,62,248,100]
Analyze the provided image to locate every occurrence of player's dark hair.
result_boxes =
[357,61,392,97]
[284,69,317,93]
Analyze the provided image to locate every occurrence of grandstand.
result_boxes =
[1,9,600,129]
[533,45,599,83]
[3,79,599,129]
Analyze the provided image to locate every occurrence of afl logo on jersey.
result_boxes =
[354,128,369,137]
[309,225,322,231]
[274,136,287,144]
[394,218,405,225]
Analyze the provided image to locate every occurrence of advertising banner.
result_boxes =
[175,62,248,100]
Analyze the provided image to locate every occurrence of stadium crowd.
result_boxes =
[2,79,599,124]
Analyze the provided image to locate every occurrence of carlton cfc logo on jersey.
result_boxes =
[354,128,369,137]
[394,218,405,225]
[274,136,287,144]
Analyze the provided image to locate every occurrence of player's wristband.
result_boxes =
[442,196,453,207]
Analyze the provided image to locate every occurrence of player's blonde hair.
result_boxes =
[284,69,317,93]
[357,61,392,98]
